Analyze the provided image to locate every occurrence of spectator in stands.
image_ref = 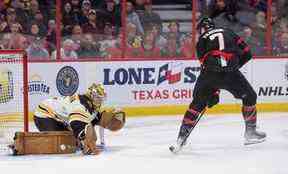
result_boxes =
[103,32,123,59]
[71,0,81,12]
[126,0,144,35]
[98,0,121,34]
[29,22,41,37]
[82,9,103,35]
[6,7,17,22]
[30,0,40,16]
[275,32,288,56]
[70,0,83,25]
[79,0,91,24]
[165,20,182,45]
[51,39,78,60]
[278,0,288,20]
[15,0,34,33]
[208,0,239,22]
[149,23,166,49]
[30,0,48,23]
[161,32,182,58]
[236,0,266,28]
[213,12,243,33]
[180,33,193,58]
[0,33,12,49]
[277,19,288,35]
[26,37,50,59]
[62,2,74,35]
[103,22,116,36]
[0,1,5,11]
[0,7,17,32]
[270,3,279,25]
[195,0,209,14]
[35,0,53,21]
[139,31,161,58]
[134,0,145,14]
[33,10,46,36]
[82,0,92,12]
[78,33,101,58]
[247,0,267,13]
[46,19,56,54]
[98,22,119,57]
[10,33,29,49]
[126,22,141,48]
[71,24,83,45]
[240,26,264,55]
[10,22,23,33]
[104,27,144,59]
[125,30,161,58]
[251,11,266,44]
[139,0,162,32]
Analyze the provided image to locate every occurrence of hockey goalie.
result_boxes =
[11,83,126,155]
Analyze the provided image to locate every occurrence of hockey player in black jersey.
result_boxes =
[170,17,266,153]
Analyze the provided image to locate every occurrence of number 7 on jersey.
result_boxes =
[209,33,227,67]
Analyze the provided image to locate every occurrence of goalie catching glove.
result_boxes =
[100,108,126,131]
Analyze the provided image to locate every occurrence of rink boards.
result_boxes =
[1,58,288,118]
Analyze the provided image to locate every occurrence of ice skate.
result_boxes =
[244,127,266,145]
[242,105,266,145]
[170,108,205,154]
[169,137,187,154]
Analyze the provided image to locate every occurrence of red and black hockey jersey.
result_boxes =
[196,27,252,72]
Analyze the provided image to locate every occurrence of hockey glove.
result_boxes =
[100,108,126,131]
[207,90,220,108]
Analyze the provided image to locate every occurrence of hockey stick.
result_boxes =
[97,126,106,150]
[169,107,207,153]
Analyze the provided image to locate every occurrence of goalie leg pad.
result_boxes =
[10,131,77,155]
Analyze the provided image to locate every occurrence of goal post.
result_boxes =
[0,50,29,151]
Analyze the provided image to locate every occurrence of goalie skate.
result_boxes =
[244,129,266,145]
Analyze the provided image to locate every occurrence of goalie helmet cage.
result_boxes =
[0,50,29,152]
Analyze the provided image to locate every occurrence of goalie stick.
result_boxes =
[98,126,106,149]
[169,108,207,154]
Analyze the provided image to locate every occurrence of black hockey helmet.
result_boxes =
[197,17,215,33]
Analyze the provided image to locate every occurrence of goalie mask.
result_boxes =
[85,83,106,108]
[197,17,215,35]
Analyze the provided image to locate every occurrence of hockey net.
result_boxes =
[0,50,28,153]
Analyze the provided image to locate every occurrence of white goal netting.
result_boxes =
[0,51,28,153]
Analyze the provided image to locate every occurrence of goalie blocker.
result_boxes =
[9,131,77,155]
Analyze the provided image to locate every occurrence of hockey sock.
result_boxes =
[177,108,200,143]
[242,105,257,130]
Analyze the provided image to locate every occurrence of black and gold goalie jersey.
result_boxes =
[196,27,252,72]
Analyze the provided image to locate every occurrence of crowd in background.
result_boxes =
[0,0,288,60]
[205,0,288,56]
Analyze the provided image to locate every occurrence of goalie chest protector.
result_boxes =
[10,131,77,155]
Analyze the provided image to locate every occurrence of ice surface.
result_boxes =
[1,113,288,174]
